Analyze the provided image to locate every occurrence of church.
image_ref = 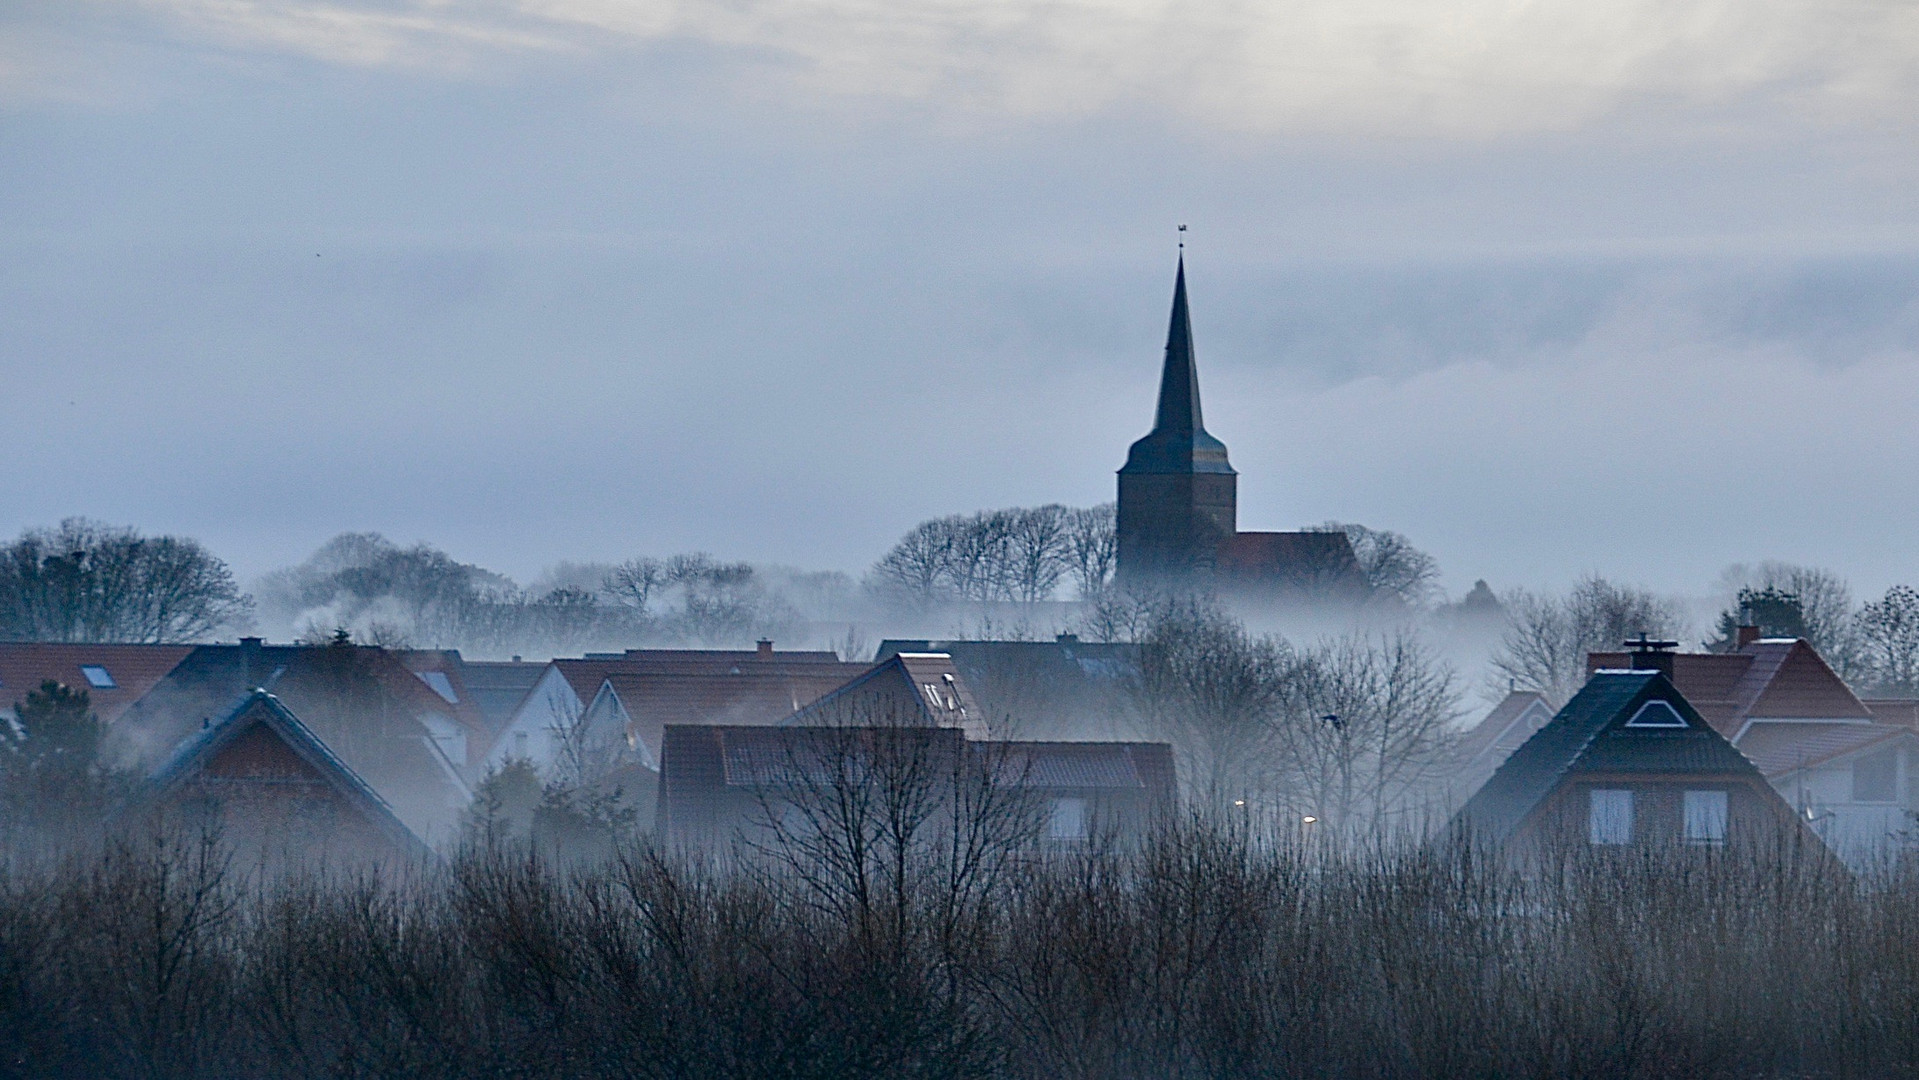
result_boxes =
[1116,258,1365,599]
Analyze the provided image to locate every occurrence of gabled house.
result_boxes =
[137,690,430,865]
[1448,690,1555,803]
[1454,668,1813,858]
[657,722,1175,852]
[483,644,853,777]
[1588,635,1916,867]
[110,638,477,847]
[0,643,194,727]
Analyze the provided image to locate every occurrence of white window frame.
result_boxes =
[1589,788,1633,845]
[1625,701,1687,728]
[1683,789,1729,845]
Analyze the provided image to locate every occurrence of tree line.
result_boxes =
[0,815,1909,1078]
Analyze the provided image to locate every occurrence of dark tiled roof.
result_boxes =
[450,660,547,728]
[1454,672,1764,845]
[0,643,194,724]
[552,650,845,706]
[982,741,1156,789]
[1863,699,1919,728]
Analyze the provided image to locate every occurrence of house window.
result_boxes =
[1589,789,1633,845]
[1625,701,1686,728]
[79,665,116,689]
[1853,748,1900,803]
[1049,797,1087,840]
[1683,790,1729,845]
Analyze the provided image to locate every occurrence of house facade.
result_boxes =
[137,690,430,865]
[1454,668,1815,859]
[658,723,1175,853]
[484,645,850,777]
[1588,635,1919,867]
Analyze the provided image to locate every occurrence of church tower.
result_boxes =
[1116,257,1237,587]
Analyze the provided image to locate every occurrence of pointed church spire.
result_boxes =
[1153,255,1203,438]
[1119,256,1234,476]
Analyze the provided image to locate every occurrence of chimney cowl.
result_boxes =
[1624,633,1679,679]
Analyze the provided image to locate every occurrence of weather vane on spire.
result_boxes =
[1178,223,1187,251]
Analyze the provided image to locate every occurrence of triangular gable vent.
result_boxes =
[1626,700,1688,728]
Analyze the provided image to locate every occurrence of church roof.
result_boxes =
[1120,256,1235,477]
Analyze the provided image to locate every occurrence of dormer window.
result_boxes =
[1626,701,1686,728]
[79,665,116,689]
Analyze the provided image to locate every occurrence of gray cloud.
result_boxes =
[1,0,1917,608]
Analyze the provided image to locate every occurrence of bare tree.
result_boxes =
[1716,562,1859,673]
[1129,601,1289,812]
[1064,503,1118,600]
[1268,631,1461,839]
[870,517,958,607]
[1857,585,1919,695]
[604,557,666,618]
[1490,575,1685,706]
[1316,521,1442,608]
[0,519,251,643]
[1004,505,1072,604]
[744,699,1040,972]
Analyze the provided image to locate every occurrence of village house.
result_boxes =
[111,638,479,847]
[1453,661,1815,859]
[1588,632,1919,867]
[660,648,1174,851]
[484,643,855,777]
[135,690,430,865]
[657,723,1175,853]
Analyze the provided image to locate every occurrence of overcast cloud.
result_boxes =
[2,0,1917,600]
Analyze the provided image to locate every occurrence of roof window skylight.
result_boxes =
[419,671,459,704]
[79,665,116,689]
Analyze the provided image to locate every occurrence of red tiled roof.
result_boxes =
[1588,640,1870,738]
[1862,699,1919,728]
[1734,722,1913,777]
[0,643,194,724]
[554,650,846,706]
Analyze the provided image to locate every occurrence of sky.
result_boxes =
[3,0,1918,601]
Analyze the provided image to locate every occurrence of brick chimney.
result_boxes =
[1624,633,1679,679]
[1736,624,1761,648]
[240,636,263,689]
[756,639,773,658]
